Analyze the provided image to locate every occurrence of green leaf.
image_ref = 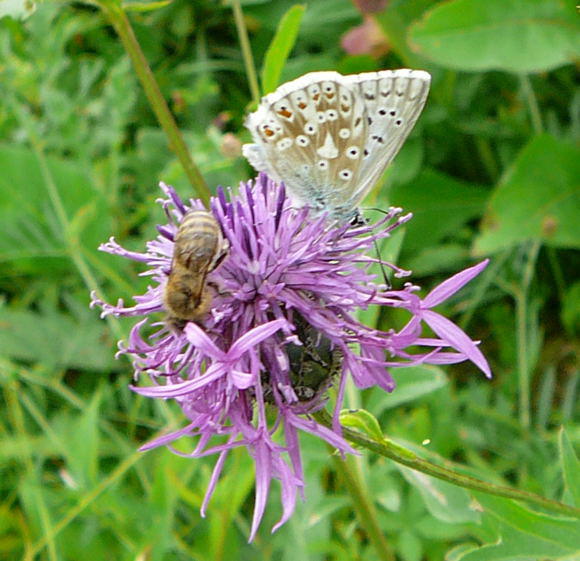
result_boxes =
[0,145,111,276]
[339,408,384,442]
[457,494,580,561]
[122,0,172,12]
[67,389,102,488]
[261,4,306,95]
[561,281,580,336]
[409,0,580,73]
[390,168,488,255]
[398,466,481,524]
[367,365,448,415]
[558,428,580,507]
[474,135,580,255]
[0,308,118,371]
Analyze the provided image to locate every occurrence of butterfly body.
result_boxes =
[243,69,431,221]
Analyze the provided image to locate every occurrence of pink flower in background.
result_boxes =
[92,174,490,539]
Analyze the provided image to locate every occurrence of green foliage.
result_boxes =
[474,134,580,254]
[409,0,580,73]
[1,0,578,559]
[261,4,306,95]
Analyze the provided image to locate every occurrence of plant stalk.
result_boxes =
[333,454,395,561]
[231,0,261,105]
[98,0,211,204]
[313,410,580,519]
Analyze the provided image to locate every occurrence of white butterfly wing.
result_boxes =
[243,69,430,219]
[343,69,431,208]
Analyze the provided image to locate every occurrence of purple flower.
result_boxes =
[92,174,490,540]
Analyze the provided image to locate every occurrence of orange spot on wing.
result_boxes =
[277,109,292,118]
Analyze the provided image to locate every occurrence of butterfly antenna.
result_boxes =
[356,209,391,289]
[373,237,391,289]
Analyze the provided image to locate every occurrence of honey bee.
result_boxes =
[164,209,228,332]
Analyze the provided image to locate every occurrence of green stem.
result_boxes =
[231,0,261,105]
[516,240,541,430]
[6,382,58,561]
[98,0,210,204]
[520,74,544,135]
[313,410,580,519]
[333,454,395,561]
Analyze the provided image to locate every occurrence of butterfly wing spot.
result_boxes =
[346,147,360,159]
[304,122,317,135]
[243,69,431,220]
[322,81,337,99]
[277,138,293,151]
[308,84,322,105]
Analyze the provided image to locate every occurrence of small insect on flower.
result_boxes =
[92,176,490,541]
[164,209,228,332]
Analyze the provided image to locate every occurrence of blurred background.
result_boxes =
[0,0,578,559]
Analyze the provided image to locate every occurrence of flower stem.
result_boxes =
[332,454,395,561]
[313,410,580,519]
[516,240,541,431]
[231,0,261,105]
[97,0,211,204]
[520,74,544,135]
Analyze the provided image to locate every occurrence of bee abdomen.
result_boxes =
[174,210,222,271]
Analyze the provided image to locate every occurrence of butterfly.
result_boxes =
[243,69,431,222]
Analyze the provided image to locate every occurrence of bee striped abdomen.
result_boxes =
[164,209,228,331]
[174,210,223,271]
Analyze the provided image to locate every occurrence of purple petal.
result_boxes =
[421,310,491,377]
[184,323,226,359]
[131,365,225,397]
[423,260,489,308]
[230,369,255,389]
[228,319,288,360]
[249,439,272,542]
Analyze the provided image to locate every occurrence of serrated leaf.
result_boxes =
[558,428,580,507]
[409,0,580,73]
[261,4,306,94]
[474,135,580,255]
[339,408,384,442]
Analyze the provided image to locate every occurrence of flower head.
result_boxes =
[92,173,490,539]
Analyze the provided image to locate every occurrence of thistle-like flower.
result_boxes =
[92,173,490,539]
